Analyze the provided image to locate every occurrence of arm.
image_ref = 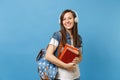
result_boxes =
[45,44,76,71]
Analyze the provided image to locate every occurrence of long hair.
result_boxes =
[59,9,82,47]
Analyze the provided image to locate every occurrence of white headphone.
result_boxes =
[73,10,79,23]
[74,17,78,23]
[59,10,79,24]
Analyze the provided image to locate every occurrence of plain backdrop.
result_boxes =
[0,0,120,80]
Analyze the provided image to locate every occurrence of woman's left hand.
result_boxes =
[72,49,82,64]
[72,57,81,64]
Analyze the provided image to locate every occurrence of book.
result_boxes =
[58,44,79,63]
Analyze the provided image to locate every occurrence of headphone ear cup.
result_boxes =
[73,10,79,23]
[74,17,78,23]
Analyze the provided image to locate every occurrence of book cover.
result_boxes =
[58,44,79,63]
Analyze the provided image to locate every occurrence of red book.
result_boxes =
[59,44,79,63]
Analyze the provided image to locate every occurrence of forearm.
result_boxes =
[45,44,76,71]
[45,53,67,69]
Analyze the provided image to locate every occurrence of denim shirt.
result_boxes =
[49,31,82,57]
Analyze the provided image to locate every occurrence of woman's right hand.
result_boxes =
[64,62,76,71]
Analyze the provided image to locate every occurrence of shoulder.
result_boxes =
[49,31,61,47]
[51,31,61,41]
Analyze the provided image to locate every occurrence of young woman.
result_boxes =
[45,9,82,80]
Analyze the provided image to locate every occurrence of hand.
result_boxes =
[72,57,80,64]
[64,63,76,71]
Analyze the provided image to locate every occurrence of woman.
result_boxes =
[45,9,82,80]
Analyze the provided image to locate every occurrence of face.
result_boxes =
[62,12,75,30]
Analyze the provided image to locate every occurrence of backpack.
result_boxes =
[36,32,62,80]
[36,49,57,80]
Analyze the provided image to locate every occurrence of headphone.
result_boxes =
[59,10,79,24]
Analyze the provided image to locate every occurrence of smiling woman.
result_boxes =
[44,9,82,80]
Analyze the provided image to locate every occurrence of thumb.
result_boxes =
[72,62,76,66]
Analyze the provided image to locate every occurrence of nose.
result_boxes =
[65,19,70,23]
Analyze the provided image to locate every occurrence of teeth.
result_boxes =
[66,23,70,25]
[66,24,71,26]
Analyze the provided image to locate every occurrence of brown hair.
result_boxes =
[59,9,82,47]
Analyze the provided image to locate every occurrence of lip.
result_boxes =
[65,24,72,29]
[65,22,71,26]
[66,23,71,26]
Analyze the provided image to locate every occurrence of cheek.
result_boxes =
[62,21,66,26]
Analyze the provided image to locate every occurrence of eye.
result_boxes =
[63,18,66,21]
[68,17,72,19]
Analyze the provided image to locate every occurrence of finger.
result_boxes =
[72,61,77,64]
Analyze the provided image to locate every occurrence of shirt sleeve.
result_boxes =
[49,32,61,47]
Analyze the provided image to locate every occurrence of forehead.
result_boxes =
[63,12,73,17]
